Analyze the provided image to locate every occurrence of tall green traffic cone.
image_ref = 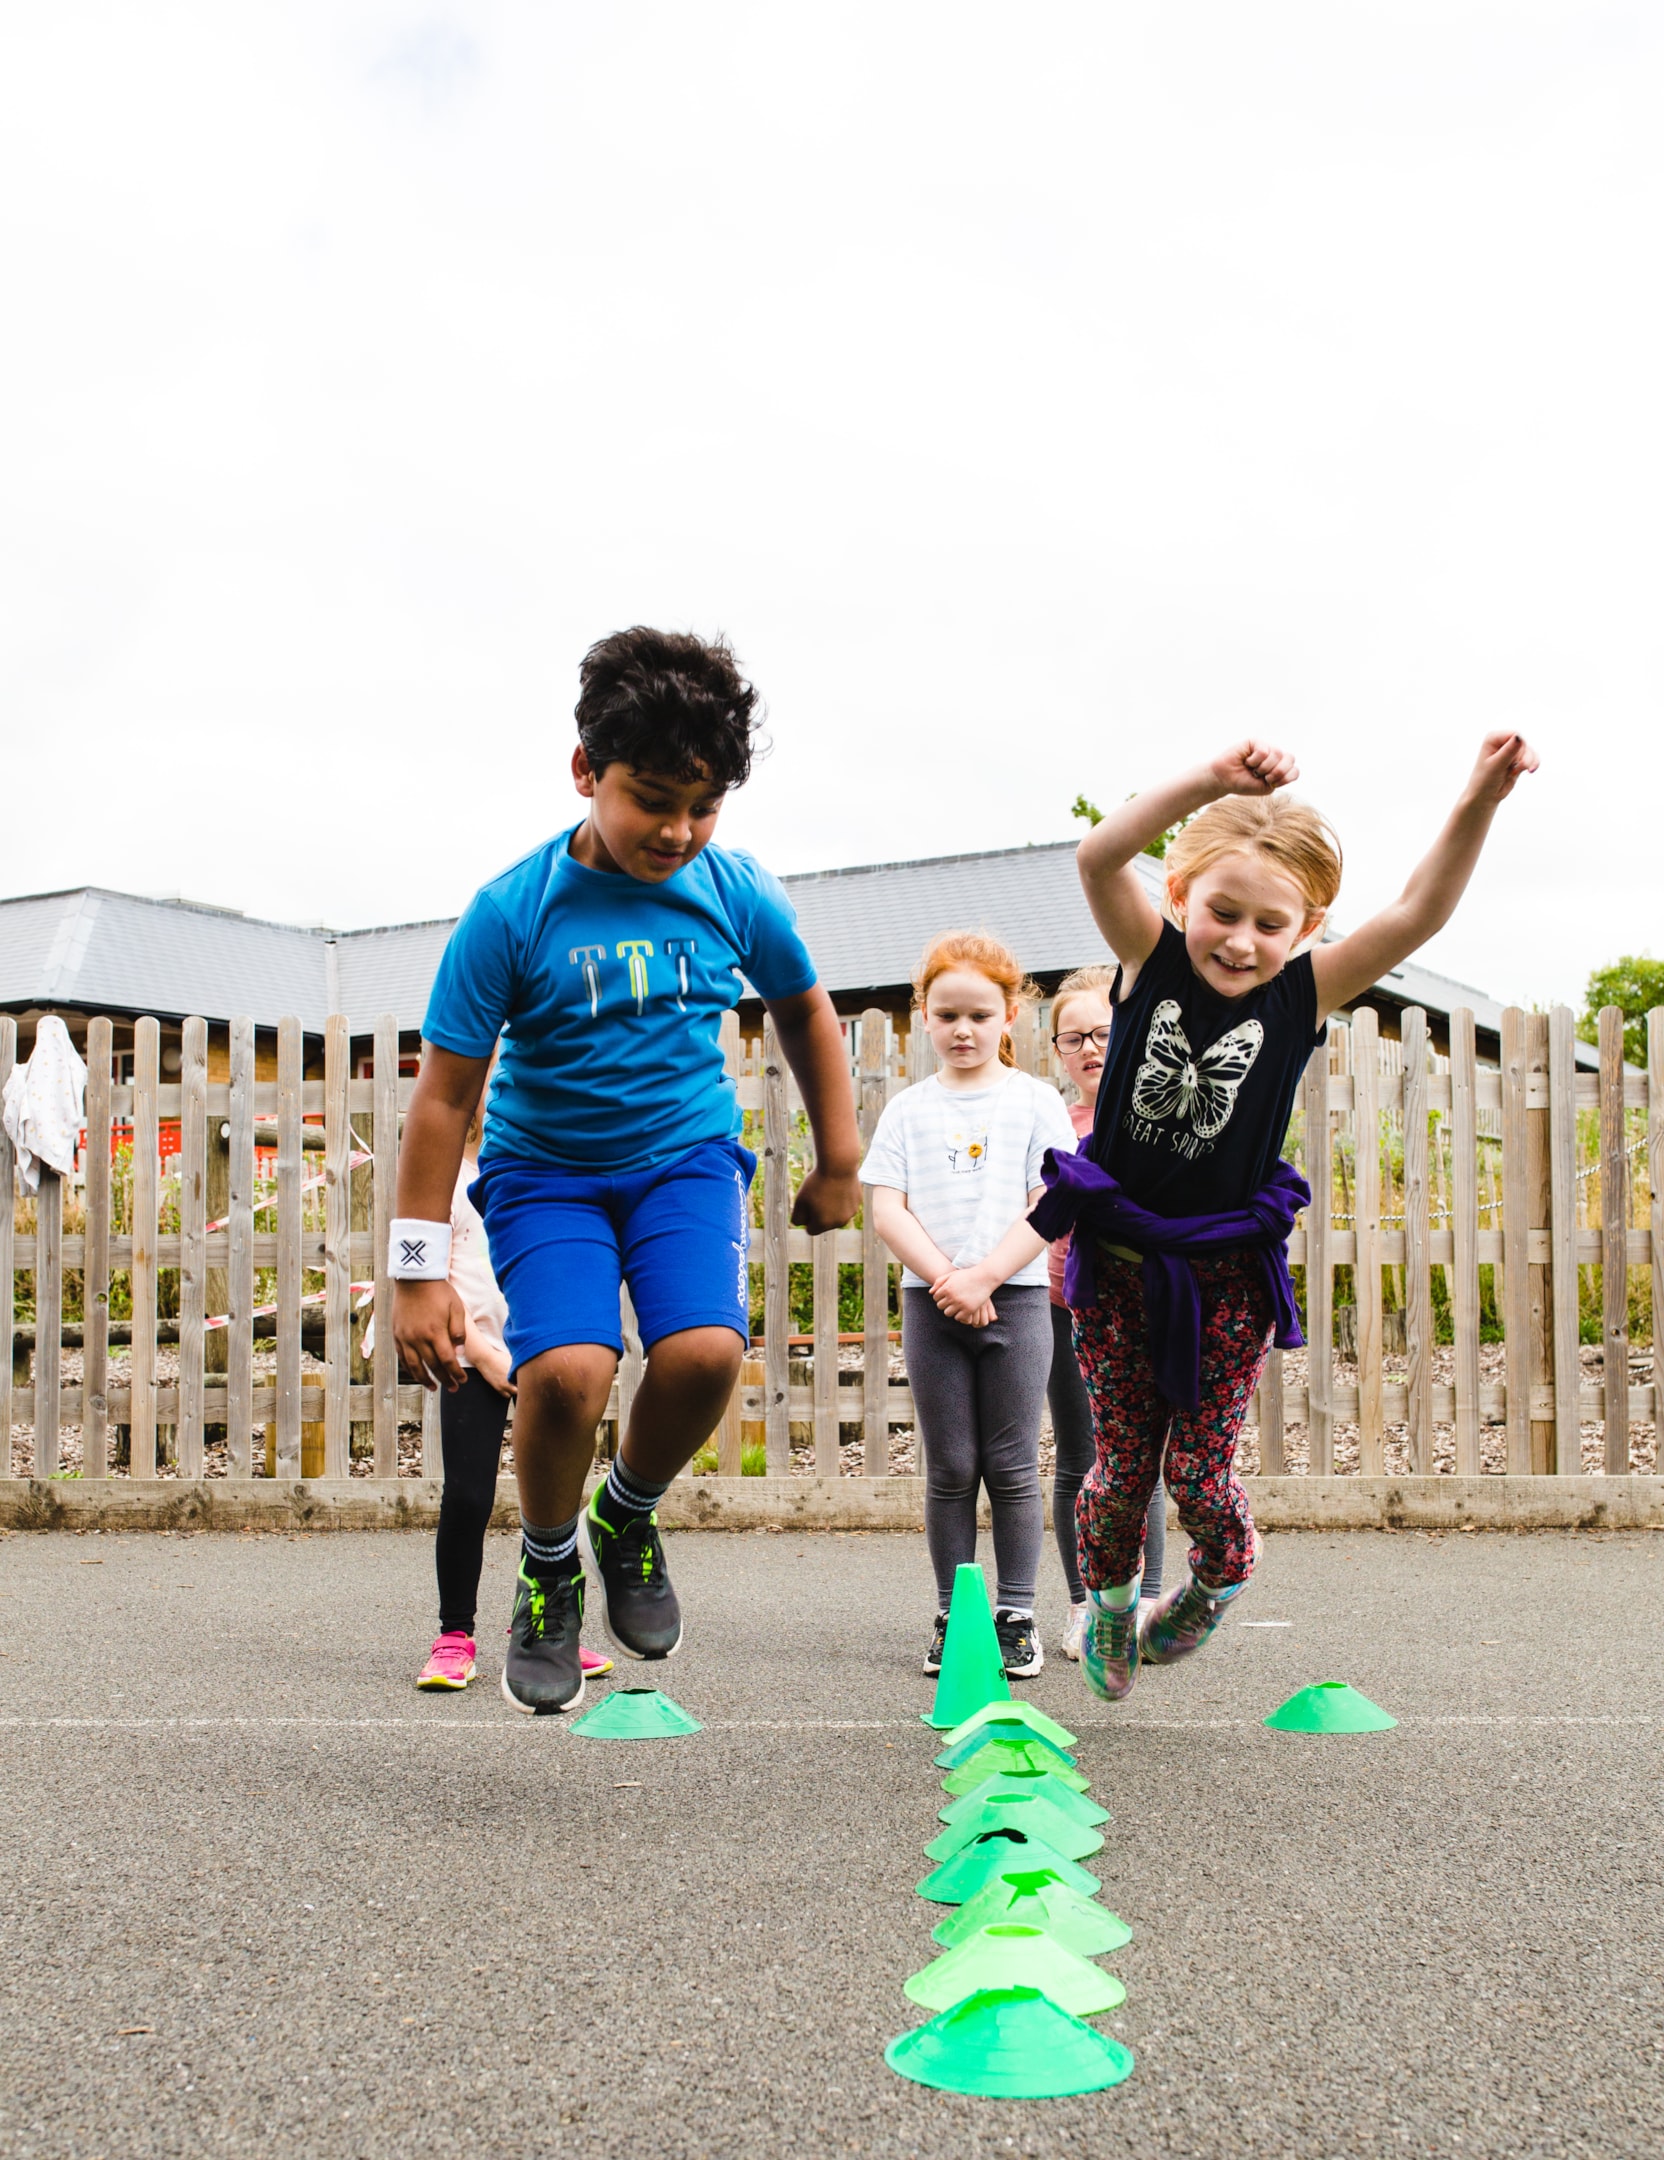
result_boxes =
[935,1719,1078,1773]
[921,1564,1011,1730]
[925,1791,1104,1865]
[939,1770,1109,1830]
[569,1688,702,1739]
[932,1868,1133,1957]
[940,1736,1090,1795]
[1263,1681,1397,1734]
[917,1827,1100,1905]
[885,1986,1135,2097]
[941,1698,1077,1752]
[905,1923,1127,2017]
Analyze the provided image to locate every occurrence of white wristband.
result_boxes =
[389,1220,452,1280]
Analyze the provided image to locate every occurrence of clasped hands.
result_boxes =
[930,1264,998,1328]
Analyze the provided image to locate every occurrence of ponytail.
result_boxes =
[998,1031,1016,1068]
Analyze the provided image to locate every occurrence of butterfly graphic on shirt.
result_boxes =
[1130,1000,1264,1141]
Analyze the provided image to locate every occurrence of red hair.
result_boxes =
[912,930,1037,1069]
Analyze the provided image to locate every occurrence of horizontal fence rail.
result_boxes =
[1,1001,1659,1492]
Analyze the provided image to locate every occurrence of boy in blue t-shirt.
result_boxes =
[393,628,861,1714]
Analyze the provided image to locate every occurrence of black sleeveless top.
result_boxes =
[1088,920,1322,1216]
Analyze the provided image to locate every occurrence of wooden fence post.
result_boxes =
[1598,1006,1630,1474]
[715,1012,745,1476]
[762,1015,791,1475]
[811,1025,845,1478]
[1525,1011,1555,1475]
[82,1017,112,1480]
[1300,1033,1332,1474]
[130,1018,159,1479]
[1547,1006,1581,1474]
[860,1010,890,1481]
[273,1017,303,1479]
[1352,1007,1383,1474]
[0,1018,12,1478]
[1450,1008,1481,1476]
[177,1015,208,1480]
[372,1016,400,1479]
[349,1094,375,1460]
[323,1014,351,1479]
[228,1018,256,1477]
[1642,1006,1651,1460]
[35,1165,62,1481]
[1500,1008,1532,1475]
[1401,1008,1433,1471]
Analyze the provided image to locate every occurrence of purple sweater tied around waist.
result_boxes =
[1030,1150,1310,1411]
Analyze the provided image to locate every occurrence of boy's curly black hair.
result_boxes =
[574,626,762,793]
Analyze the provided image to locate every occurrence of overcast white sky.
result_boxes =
[3,3,1659,1009]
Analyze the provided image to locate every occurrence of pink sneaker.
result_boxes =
[417,1631,478,1690]
[580,1646,614,1678]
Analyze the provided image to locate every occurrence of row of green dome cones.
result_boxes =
[884,1563,1398,2099]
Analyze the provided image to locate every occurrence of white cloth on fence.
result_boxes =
[2,1016,88,1192]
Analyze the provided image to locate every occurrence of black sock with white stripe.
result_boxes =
[520,1513,579,1581]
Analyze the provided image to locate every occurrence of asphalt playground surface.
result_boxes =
[2,1524,1662,2160]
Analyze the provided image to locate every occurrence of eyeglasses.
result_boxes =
[1051,1027,1112,1054]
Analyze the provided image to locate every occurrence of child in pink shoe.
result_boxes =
[417,1090,611,1690]
[1035,732,1537,1702]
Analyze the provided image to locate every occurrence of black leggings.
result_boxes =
[436,1370,511,1635]
[1046,1301,1165,1604]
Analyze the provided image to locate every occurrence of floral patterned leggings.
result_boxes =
[1072,1249,1272,1593]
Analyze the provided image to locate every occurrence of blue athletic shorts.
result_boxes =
[472,1138,755,1372]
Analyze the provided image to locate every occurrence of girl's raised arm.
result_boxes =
[1310,732,1538,1024]
[1077,741,1300,982]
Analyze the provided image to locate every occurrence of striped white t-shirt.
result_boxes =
[859,1070,1076,1289]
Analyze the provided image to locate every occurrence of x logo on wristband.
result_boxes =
[399,1238,429,1270]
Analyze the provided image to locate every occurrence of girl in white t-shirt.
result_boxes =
[416,1087,612,1690]
[860,931,1075,1680]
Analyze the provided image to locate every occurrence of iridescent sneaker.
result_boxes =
[1140,1530,1261,1667]
[416,1630,477,1691]
[1079,1582,1141,1702]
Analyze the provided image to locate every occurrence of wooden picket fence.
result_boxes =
[1,1001,1658,1488]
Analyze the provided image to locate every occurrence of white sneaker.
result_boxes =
[1060,1603,1089,1662]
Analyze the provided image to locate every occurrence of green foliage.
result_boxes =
[688,1439,768,1476]
[1069,793,1183,859]
[1578,954,1664,1069]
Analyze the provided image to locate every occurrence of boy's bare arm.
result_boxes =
[766,985,863,1234]
[391,1044,491,1391]
[1310,733,1538,1023]
[1076,742,1300,978]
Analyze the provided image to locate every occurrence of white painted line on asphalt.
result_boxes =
[0,1712,1653,1733]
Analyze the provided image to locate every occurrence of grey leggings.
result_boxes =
[902,1285,1051,1612]
[1046,1300,1165,1604]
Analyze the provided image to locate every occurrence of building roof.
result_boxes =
[0,855,1583,1061]
[0,886,453,1035]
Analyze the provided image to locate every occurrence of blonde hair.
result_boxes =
[913,930,1038,1069]
[1050,964,1118,1038]
[1164,795,1342,920]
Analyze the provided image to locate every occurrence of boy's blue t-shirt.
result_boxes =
[422,827,819,1171]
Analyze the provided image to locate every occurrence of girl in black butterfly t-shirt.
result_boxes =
[1049,732,1538,1705]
